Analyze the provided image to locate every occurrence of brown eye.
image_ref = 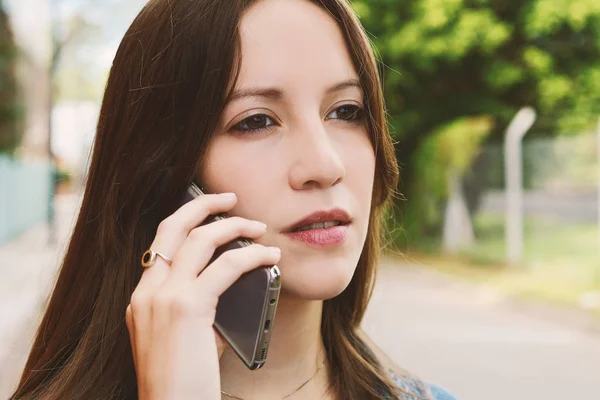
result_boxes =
[230,114,276,134]
[245,115,268,130]
[326,104,365,122]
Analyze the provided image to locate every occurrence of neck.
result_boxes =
[219,294,330,399]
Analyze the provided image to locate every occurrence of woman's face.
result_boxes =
[198,0,375,300]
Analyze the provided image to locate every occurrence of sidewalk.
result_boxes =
[0,193,82,397]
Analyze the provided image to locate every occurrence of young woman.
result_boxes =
[10,0,457,399]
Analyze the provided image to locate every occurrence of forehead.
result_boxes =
[237,0,357,90]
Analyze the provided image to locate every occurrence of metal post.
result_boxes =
[504,107,536,264]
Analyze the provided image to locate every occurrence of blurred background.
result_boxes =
[1,0,599,399]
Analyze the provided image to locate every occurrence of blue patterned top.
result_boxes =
[388,369,458,400]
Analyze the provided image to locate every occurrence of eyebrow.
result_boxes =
[226,78,362,104]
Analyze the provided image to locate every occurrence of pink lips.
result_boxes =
[283,225,349,247]
[282,208,351,247]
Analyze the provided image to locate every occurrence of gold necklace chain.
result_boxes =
[220,359,326,400]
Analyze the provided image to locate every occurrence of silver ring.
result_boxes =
[141,249,172,267]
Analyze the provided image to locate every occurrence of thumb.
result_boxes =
[214,328,228,359]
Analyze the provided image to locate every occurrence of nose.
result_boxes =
[288,122,346,190]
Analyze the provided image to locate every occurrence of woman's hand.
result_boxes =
[125,193,281,400]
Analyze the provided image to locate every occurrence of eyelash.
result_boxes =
[229,104,366,135]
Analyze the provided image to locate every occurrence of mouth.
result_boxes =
[291,220,348,232]
[282,208,352,233]
[281,208,352,247]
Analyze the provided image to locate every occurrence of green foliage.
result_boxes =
[402,117,493,240]
[0,4,23,154]
[352,0,600,246]
[353,0,600,136]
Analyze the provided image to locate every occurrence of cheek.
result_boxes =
[200,139,246,191]
[345,135,376,202]
[198,138,279,216]
[201,138,248,189]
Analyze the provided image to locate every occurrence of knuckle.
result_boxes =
[187,226,206,242]
[157,217,175,236]
[129,292,150,311]
[219,249,238,265]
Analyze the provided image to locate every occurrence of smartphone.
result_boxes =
[183,182,282,370]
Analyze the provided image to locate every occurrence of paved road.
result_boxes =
[1,193,600,399]
[364,261,600,400]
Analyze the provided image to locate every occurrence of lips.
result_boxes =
[282,208,351,233]
[283,224,349,247]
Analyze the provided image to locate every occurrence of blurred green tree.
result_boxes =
[353,0,600,245]
[0,1,23,154]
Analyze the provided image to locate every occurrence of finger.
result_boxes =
[147,192,238,269]
[136,193,239,295]
[169,192,238,235]
[168,217,268,280]
[194,244,281,298]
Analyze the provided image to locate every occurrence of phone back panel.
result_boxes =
[213,242,272,366]
[182,185,281,369]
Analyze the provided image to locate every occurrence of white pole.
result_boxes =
[504,107,537,264]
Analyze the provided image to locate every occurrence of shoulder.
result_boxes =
[428,383,458,400]
[388,369,458,400]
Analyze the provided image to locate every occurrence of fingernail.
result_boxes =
[220,192,236,200]
[268,247,281,255]
[254,221,267,229]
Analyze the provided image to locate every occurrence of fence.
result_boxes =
[463,131,600,291]
[0,155,52,244]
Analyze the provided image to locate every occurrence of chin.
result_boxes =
[278,257,359,301]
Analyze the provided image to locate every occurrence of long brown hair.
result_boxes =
[10,0,404,399]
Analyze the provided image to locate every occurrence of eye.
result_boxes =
[326,104,365,122]
[229,114,277,134]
